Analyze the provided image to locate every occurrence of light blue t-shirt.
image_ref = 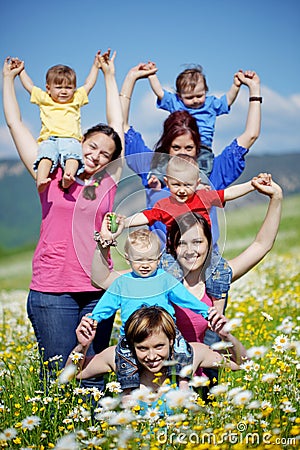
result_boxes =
[157,90,229,147]
[92,268,209,334]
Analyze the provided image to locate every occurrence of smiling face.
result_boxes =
[134,330,172,373]
[175,223,209,275]
[81,132,117,178]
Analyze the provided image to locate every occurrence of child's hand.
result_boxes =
[237,70,260,87]
[76,315,97,346]
[101,212,125,239]
[147,174,162,190]
[207,307,228,336]
[197,182,211,192]
[252,172,272,187]
[129,62,158,80]
[233,69,243,88]
[252,176,282,199]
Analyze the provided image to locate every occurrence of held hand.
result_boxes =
[3,57,24,78]
[237,70,260,87]
[128,62,158,81]
[76,316,97,347]
[101,212,125,240]
[251,177,283,199]
[252,172,272,186]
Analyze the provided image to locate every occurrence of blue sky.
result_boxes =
[1,0,299,158]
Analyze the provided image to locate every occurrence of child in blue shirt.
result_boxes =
[148,64,242,177]
[91,227,210,391]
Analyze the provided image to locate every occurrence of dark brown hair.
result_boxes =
[125,306,176,350]
[153,110,201,161]
[167,212,212,270]
[82,124,122,200]
[176,65,209,94]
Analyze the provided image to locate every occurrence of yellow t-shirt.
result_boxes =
[31,86,89,142]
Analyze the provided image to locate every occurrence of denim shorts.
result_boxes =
[115,328,194,390]
[160,250,232,300]
[205,249,232,299]
[33,136,84,174]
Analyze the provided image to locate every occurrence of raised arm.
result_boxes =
[98,50,124,182]
[17,59,34,94]
[83,51,101,95]
[148,72,164,100]
[226,71,242,107]
[91,213,124,289]
[229,177,283,282]
[236,71,261,150]
[223,173,271,201]
[2,57,38,177]
[120,62,158,132]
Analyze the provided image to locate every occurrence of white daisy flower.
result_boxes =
[109,410,136,425]
[189,375,210,388]
[232,390,253,406]
[261,373,277,383]
[261,311,273,321]
[179,364,193,378]
[223,318,242,333]
[210,341,233,351]
[98,396,120,410]
[0,428,17,441]
[21,415,41,430]
[54,433,79,449]
[58,364,77,384]
[246,346,268,359]
[209,383,228,396]
[106,381,122,394]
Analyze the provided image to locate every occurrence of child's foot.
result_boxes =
[62,173,75,190]
[37,178,51,193]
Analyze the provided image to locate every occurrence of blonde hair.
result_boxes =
[166,154,199,178]
[124,229,161,257]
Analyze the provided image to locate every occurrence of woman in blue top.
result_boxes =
[120,63,261,244]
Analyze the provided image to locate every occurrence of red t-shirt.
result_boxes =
[143,189,225,230]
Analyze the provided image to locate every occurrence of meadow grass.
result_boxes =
[0,195,299,448]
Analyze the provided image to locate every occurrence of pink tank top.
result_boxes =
[30,168,116,292]
[174,290,213,377]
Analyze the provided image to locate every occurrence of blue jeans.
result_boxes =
[197,145,214,178]
[33,137,84,174]
[27,290,115,388]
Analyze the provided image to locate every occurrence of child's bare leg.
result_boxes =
[62,159,79,189]
[36,158,53,193]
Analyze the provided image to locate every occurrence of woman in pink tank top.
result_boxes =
[3,51,124,388]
